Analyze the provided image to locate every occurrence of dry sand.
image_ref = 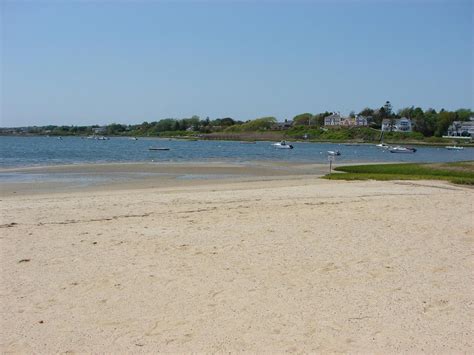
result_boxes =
[1,167,473,353]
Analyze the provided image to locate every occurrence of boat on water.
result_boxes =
[389,146,417,153]
[327,150,341,156]
[376,130,389,149]
[149,147,170,151]
[445,145,464,150]
[86,135,109,140]
[272,141,294,149]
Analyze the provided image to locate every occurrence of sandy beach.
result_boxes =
[1,164,473,353]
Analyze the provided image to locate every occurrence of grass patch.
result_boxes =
[323,161,474,185]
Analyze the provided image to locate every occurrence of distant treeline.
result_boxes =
[2,103,472,139]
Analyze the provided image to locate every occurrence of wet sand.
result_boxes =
[0,161,329,196]
[0,163,473,352]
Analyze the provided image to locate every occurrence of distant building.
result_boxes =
[446,117,474,137]
[324,113,368,127]
[355,115,369,126]
[324,113,343,126]
[93,126,107,134]
[381,117,412,132]
[340,117,353,126]
[273,120,293,130]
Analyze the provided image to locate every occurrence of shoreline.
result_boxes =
[0,161,331,196]
[2,133,473,148]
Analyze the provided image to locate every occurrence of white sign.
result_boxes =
[327,155,335,162]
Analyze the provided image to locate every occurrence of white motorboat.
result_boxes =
[445,145,464,150]
[272,141,294,149]
[389,146,416,153]
[327,150,341,156]
[87,135,109,140]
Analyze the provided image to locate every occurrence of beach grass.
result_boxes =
[324,161,474,185]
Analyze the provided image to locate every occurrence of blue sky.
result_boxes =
[1,0,472,127]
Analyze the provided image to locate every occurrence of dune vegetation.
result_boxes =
[324,161,474,185]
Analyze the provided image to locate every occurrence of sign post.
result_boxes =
[328,155,335,174]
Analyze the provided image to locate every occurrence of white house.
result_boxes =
[446,117,474,137]
[324,113,343,126]
[324,113,368,127]
[381,117,412,132]
[355,115,369,126]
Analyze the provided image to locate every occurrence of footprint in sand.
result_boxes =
[321,262,338,272]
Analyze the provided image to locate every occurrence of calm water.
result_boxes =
[0,136,473,168]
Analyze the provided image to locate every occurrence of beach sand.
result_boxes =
[1,164,473,352]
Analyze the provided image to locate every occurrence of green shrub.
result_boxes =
[325,162,474,185]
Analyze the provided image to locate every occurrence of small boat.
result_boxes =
[327,150,341,156]
[272,141,294,149]
[445,145,464,150]
[376,130,389,149]
[130,137,138,141]
[389,146,417,153]
[57,136,63,140]
[86,135,109,140]
[149,147,170,151]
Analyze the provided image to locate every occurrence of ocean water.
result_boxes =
[0,136,473,168]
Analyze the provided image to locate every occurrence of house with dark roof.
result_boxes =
[446,117,474,137]
[381,117,412,132]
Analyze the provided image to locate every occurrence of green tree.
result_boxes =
[220,117,235,127]
[314,111,332,126]
[435,110,457,137]
[292,113,314,126]
[358,107,374,117]
[180,117,200,131]
[456,108,473,121]
[106,123,126,135]
[422,109,438,137]
[373,107,387,126]
[155,119,177,132]
[398,106,415,119]
[225,116,276,132]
